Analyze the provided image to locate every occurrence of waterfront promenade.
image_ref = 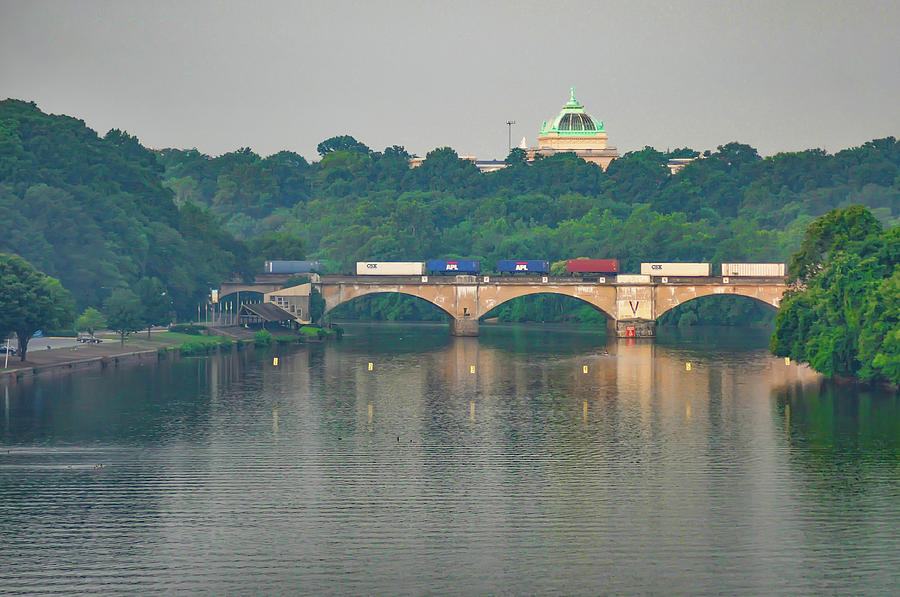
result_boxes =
[0,328,256,382]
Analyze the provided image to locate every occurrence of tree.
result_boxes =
[316,135,371,157]
[75,307,106,337]
[103,288,143,345]
[771,207,899,384]
[504,147,527,166]
[135,277,172,338]
[0,254,74,361]
[787,205,882,284]
[309,287,326,323]
[249,233,305,261]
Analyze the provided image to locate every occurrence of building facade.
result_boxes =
[525,88,619,170]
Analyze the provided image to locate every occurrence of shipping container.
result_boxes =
[720,263,786,277]
[566,259,619,274]
[426,260,480,275]
[640,262,710,277]
[265,260,322,274]
[356,262,426,276]
[497,260,550,274]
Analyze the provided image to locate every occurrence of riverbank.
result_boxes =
[0,326,334,383]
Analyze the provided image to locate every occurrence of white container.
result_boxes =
[640,263,711,276]
[720,263,785,277]
[615,274,651,283]
[356,262,426,276]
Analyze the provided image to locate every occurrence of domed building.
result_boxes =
[525,88,619,170]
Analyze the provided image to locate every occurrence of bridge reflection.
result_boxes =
[232,325,820,445]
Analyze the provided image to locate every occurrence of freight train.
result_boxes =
[353,261,785,277]
[265,260,322,274]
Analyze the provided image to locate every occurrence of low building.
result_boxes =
[237,302,297,329]
[263,283,312,324]
[666,157,699,174]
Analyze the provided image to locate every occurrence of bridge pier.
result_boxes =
[450,317,479,337]
[615,318,656,338]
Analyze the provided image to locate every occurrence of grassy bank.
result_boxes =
[156,331,238,356]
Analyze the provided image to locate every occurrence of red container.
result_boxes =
[566,259,619,274]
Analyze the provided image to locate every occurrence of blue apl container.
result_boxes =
[496,260,550,274]
[426,259,480,275]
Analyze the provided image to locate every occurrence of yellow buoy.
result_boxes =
[470,365,476,374]
[273,357,278,366]
[368,362,373,371]
[685,362,692,371]
[582,365,588,374]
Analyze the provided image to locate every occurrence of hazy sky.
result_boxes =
[2,0,898,161]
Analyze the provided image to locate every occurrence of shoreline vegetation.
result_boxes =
[0,326,337,381]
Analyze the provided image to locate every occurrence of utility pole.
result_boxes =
[506,120,516,152]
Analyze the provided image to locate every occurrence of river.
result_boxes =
[1,323,898,595]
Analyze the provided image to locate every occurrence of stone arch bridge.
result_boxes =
[312,274,788,337]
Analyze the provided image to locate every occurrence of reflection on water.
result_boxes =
[1,323,898,595]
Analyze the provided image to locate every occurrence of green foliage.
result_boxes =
[771,207,898,384]
[75,307,106,335]
[103,288,143,345]
[483,294,609,325]
[0,100,248,319]
[135,276,172,337]
[246,232,305,272]
[309,286,325,322]
[658,295,776,328]
[0,253,75,360]
[175,335,233,356]
[253,329,274,346]
[299,325,326,339]
[317,135,372,157]
[152,132,900,327]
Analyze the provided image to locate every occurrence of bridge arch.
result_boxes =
[479,289,615,321]
[320,286,456,319]
[654,284,784,320]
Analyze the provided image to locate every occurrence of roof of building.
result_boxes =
[238,302,295,322]
[266,283,311,298]
[540,88,605,136]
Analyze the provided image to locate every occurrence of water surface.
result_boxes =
[1,324,898,595]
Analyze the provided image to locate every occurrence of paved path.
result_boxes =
[2,333,198,375]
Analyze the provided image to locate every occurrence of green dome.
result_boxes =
[541,88,604,135]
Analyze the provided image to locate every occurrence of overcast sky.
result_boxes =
[2,0,898,161]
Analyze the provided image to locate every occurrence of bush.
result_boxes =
[179,341,214,356]
[299,325,326,340]
[169,324,206,335]
[254,329,274,346]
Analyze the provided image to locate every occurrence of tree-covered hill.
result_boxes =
[3,98,897,328]
[157,136,899,273]
[155,132,899,325]
[0,100,248,316]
